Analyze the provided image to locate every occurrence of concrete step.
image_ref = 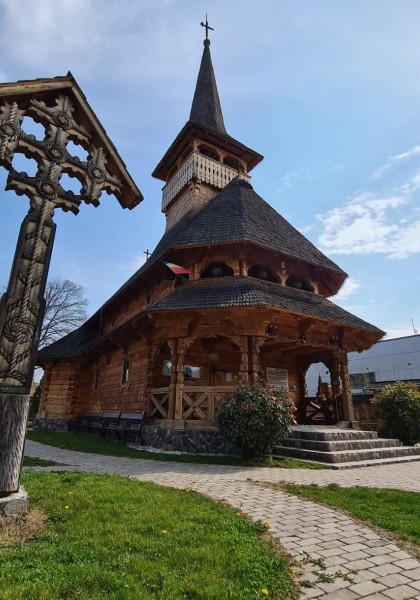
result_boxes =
[328,454,420,469]
[274,444,420,464]
[281,437,400,452]
[288,426,377,442]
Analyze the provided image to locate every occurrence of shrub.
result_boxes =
[216,383,295,459]
[374,381,420,445]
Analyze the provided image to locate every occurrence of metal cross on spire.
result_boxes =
[200,15,214,40]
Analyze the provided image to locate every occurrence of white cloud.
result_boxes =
[333,277,361,301]
[0,0,96,67]
[372,144,420,179]
[391,145,420,161]
[317,172,420,259]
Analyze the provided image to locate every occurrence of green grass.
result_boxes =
[22,457,60,467]
[0,472,298,600]
[284,483,420,547]
[26,430,327,469]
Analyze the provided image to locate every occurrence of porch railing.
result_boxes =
[149,386,235,422]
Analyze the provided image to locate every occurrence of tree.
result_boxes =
[375,381,420,446]
[39,278,89,348]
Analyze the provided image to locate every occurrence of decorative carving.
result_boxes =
[251,336,265,383]
[339,353,356,422]
[0,102,24,167]
[28,95,90,144]
[0,91,129,394]
[82,147,122,206]
[0,201,55,390]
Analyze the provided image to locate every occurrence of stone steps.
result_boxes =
[274,426,420,466]
[281,437,400,452]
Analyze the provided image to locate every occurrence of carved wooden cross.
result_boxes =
[0,75,142,496]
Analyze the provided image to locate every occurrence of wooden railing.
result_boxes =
[181,386,234,422]
[149,386,235,422]
[161,151,250,211]
[149,387,170,418]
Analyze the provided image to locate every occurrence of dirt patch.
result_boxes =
[0,509,46,547]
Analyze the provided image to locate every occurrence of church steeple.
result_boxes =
[189,38,227,135]
[152,25,263,228]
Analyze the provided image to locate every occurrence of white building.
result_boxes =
[306,335,420,397]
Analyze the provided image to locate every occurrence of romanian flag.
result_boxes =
[162,261,191,275]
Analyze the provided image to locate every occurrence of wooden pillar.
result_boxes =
[239,336,249,385]
[296,364,308,424]
[167,338,177,420]
[339,352,356,423]
[174,341,185,420]
[250,336,265,383]
[329,359,341,398]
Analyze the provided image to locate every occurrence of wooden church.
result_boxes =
[36,32,384,451]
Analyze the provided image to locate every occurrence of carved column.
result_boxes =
[250,336,265,383]
[328,358,341,398]
[238,336,249,385]
[167,338,177,420]
[174,338,186,421]
[296,364,308,424]
[338,352,356,423]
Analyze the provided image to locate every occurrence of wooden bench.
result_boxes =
[68,412,120,435]
[103,412,147,444]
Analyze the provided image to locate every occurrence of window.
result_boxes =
[248,265,278,283]
[162,361,201,379]
[198,144,220,161]
[285,276,315,293]
[93,368,101,391]
[121,358,130,385]
[201,262,234,278]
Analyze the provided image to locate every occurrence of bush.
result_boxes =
[374,381,420,445]
[216,383,295,459]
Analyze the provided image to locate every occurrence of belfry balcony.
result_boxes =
[161,151,250,212]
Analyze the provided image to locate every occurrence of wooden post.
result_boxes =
[0,394,29,495]
[167,339,177,420]
[339,353,356,423]
[250,336,265,383]
[239,336,249,385]
[174,341,185,420]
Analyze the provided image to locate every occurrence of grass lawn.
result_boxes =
[284,483,420,548]
[0,472,298,600]
[26,430,326,469]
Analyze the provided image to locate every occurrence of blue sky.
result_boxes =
[1,0,420,339]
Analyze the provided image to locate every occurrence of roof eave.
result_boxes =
[152,121,263,181]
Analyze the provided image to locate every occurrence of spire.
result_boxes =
[189,33,227,135]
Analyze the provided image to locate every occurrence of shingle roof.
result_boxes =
[108,177,345,307]
[37,323,99,360]
[189,39,226,135]
[149,276,383,334]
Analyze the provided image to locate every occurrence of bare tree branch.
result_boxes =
[39,278,88,348]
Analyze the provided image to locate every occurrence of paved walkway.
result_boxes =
[25,440,420,599]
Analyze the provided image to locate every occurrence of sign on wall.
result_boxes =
[266,367,288,391]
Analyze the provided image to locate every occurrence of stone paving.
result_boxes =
[24,440,420,599]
